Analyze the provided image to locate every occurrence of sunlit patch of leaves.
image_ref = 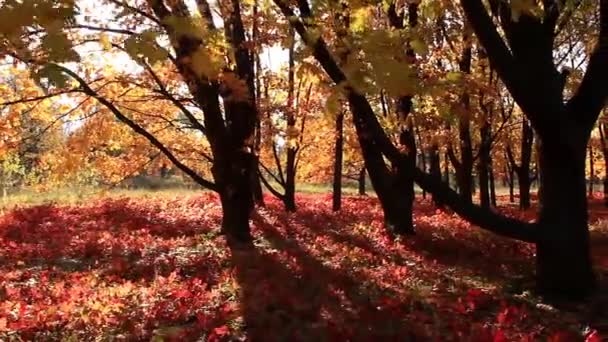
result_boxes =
[0,194,605,340]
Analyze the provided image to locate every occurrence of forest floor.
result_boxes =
[0,193,607,341]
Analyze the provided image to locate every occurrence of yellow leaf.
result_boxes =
[190,46,223,80]
[99,33,112,51]
[350,6,372,33]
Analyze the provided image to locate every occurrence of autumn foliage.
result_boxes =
[1,194,605,341]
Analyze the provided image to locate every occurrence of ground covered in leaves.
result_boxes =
[0,194,607,341]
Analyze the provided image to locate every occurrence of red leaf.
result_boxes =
[493,329,507,342]
[586,330,602,342]
[213,325,230,336]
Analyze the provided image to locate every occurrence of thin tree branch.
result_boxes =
[55,64,218,191]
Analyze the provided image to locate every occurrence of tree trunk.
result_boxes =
[250,2,265,208]
[385,158,415,235]
[489,155,497,207]
[588,143,594,198]
[332,111,344,211]
[284,148,297,212]
[283,26,297,212]
[348,93,415,236]
[358,167,366,196]
[506,164,515,203]
[456,21,474,203]
[478,123,491,208]
[430,143,443,207]
[250,154,265,206]
[518,169,531,210]
[219,193,252,242]
[215,152,255,243]
[478,161,490,208]
[443,151,450,186]
[536,138,595,298]
[518,120,534,210]
[419,149,427,199]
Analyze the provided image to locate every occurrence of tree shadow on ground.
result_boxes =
[4,195,608,339]
[278,201,534,289]
[231,214,424,341]
[0,199,224,284]
[229,204,538,341]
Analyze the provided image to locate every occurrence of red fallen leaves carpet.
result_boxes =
[0,194,606,341]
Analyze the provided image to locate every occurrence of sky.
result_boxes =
[77,0,289,73]
[57,0,288,133]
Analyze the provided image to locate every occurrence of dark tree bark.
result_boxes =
[430,143,444,207]
[478,119,491,208]
[461,0,607,297]
[358,167,366,196]
[379,1,419,235]
[448,22,474,203]
[504,159,515,203]
[251,0,265,207]
[276,0,607,299]
[536,137,595,298]
[443,151,450,186]
[416,123,427,200]
[420,152,427,199]
[283,26,297,212]
[518,121,534,210]
[507,119,534,210]
[146,0,259,242]
[330,3,349,212]
[489,156,497,207]
[478,50,495,208]
[460,23,474,202]
[589,142,594,198]
[332,111,344,211]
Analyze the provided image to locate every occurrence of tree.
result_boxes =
[460,0,607,297]
[1,0,267,242]
[275,0,607,298]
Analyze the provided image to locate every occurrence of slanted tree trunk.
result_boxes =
[358,167,366,196]
[332,111,344,211]
[348,93,415,235]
